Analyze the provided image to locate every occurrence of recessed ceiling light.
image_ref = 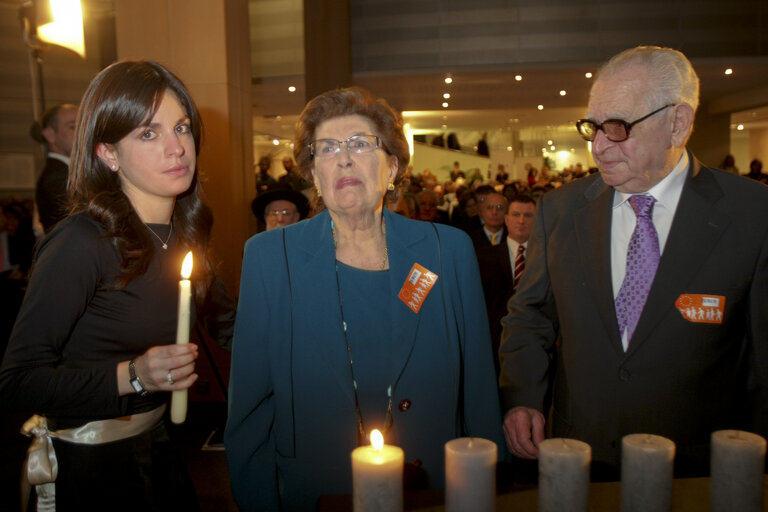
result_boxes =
[737,124,744,130]
[441,124,447,129]
[538,104,544,110]
[288,86,296,92]
[272,138,280,145]
[515,75,522,81]
[559,90,567,96]
[506,146,513,152]
[585,72,593,79]
[442,102,449,108]
[444,76,453,84]
[550,145,555,151]
[547,139,553,145]
[724,68,733,76]
[443,93,450,99]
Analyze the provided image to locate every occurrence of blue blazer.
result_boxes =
[225,208,504,511]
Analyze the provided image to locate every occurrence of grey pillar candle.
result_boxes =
[538,438,591,512]
[621,434,675,512]
[710,430,766,512]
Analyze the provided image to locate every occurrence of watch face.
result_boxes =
[131,379,143,393]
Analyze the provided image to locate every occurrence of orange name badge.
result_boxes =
[398,263,439,314]
[675,294,726,324]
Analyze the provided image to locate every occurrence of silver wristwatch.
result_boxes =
[129,358,150,396]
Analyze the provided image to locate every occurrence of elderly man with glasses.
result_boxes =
[499,45,768,481]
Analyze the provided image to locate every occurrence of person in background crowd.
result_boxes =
[718,154,739,175]
[746,158,767,184]
[0,60,235,510]
[416,188,449,224]
[468,192,507,250]
[33,103,78,233]
[500,45,768,481]
[255,156,277,195]
[225,86,503,511]
[477,194,535,375]
[250,183,310,231]
[278,156,313,192]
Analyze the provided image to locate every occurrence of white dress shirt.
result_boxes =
[611,151,688,350]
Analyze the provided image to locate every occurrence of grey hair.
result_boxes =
[595,45,700,113]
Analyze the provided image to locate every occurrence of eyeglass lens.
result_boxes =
[311,135,379,157]
[576,104,673,143]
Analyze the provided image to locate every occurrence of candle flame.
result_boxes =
[370,429,384,451]
[181,252,193,279]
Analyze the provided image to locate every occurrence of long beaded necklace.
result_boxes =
[331,218,393,445]
[145,222,172,250]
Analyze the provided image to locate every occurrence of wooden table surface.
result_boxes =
[319,476,768,511]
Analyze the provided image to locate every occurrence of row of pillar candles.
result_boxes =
[351,429,766,512]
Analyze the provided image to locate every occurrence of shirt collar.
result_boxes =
[48,152,71,166]
[613,150,688,209]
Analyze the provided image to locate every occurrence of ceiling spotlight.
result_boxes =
[585,72,593,79]
[547,139,553,145]
[288,86,296,92]
[537,104,544,110]
[559,90,567,96]
[444,76,453,84]
[515,75,522,81]
[507,146,513,152]
[442,102,449,108]
[441,124,447,129]
[272,138,280,145]
[737,124,744,130]
[443,93,450,99]
[550,145,555,151]
[724,68,733,76]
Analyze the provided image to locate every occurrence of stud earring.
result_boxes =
[111,164,117,170]
[387,182,395,191]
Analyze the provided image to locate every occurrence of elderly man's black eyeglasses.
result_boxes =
[575,104,674,142]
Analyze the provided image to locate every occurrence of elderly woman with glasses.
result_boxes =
[225,87,504,511]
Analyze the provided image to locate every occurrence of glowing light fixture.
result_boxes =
[724,68,733,76]
[444,76,453,84]
[272,138,280,145]
[559,90,567,96]
[442,102,449,108]
[37,0,86,58]
[585,72,593,79]
[737,124,744,131]
[515,75,522,81]
[288,86,296,92]
[443,93,450,99]
[537,104,544,110]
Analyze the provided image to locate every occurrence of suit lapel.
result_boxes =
[628,157,728,355]
[385,210,430,392]
[290,212,358,401]
[573,179,624,353]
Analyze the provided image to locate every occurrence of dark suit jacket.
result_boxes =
[35,156,69,233]
[499,152,768,477]
[468,225,507,251]
[477,241,513,374]
[226,209,504,511]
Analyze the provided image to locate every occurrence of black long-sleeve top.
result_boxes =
[0,212,196,429]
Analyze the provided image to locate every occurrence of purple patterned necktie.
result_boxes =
[615,195,660,345]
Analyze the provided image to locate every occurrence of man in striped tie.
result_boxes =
[477,194,536,376]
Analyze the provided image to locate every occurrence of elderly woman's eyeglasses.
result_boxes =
[575,104,674,143]
[309,134,382,158]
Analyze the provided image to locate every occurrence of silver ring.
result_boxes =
[167,371,174,385]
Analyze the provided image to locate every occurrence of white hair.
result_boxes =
[594,45,700,113]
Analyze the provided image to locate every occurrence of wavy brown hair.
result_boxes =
[68,60,213,296]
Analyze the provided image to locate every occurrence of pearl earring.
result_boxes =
[111,164,116,170]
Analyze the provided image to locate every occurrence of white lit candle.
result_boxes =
[538,438,591,512]
[351,429,404,512]
[445,437,497,512]
[621,434,675,512]
[710,429,766,512]
[170,251,193,425]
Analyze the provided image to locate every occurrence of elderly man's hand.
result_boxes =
[503,406,546,459]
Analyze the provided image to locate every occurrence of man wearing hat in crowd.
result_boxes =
[251,184,310,231]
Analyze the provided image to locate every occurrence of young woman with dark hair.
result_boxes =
[0,60,233,510]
